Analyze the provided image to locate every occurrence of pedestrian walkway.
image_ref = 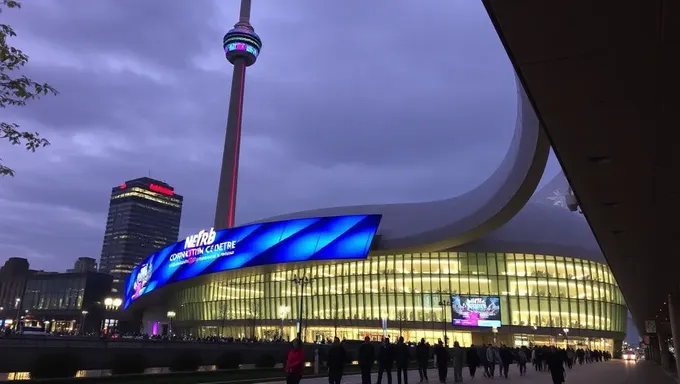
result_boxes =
[251,360,677,384]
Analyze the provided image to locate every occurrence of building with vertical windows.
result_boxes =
[123,86,625,353]
[19,272,113,334]
[99,177,183,293]
[124,174,626,353]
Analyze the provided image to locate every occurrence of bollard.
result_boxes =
[314,348,319,374]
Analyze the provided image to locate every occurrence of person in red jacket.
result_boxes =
[285,338,306,384]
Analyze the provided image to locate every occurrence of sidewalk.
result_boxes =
[249,360,678,384]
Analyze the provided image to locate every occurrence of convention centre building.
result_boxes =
[123,86,626,353]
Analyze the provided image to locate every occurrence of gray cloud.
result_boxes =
[0,0,561,271]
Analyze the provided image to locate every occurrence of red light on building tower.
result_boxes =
[149,184,174,196]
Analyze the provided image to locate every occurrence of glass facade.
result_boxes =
[23,275,86,310]
[170,252,626,342]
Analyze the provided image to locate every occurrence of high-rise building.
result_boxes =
[214,0,262,230]
[66,257,97,273]
[99,177,183,293]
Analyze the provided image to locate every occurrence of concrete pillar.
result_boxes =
[657,323,671,369]
[669,293,680,378]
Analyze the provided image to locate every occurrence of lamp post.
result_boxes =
[278,305,289,339]
[532,325,538,346]
[292,274,315,342]
[438,299,450,347]
[563,328,570,348]
[492,326,499,344]
[80,310,88,334]
[14,298,21,331]
[167,311,176,335]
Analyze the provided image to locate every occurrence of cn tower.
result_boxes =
[214,0,262,230]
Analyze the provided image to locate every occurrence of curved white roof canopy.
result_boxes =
[252,79,551,254]
[455,173,604,263]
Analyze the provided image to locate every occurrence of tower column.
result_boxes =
[214,0,262,230]
[215,58,247,230]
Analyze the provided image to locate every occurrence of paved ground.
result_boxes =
[252,360,677,384]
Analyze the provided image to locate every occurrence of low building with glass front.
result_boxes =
[124,174,626,354]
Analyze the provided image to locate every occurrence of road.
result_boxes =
[244,360,676,384]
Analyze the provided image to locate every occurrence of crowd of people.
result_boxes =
[284,336,612,384]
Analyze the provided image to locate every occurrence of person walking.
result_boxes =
[451,341,465,382]
[285,338,305,384]
[377,337,394,384]
[416,338,430,382]
[547,347,566,384]
[517,346,528,376]
[395,336,410,384]
[485,344,496,378]
[466,344,480,379]
[327,337,346,384]
[566,348,574,369]
[499,344,513,379]
[358,336,375,384]
[433,339,450,384]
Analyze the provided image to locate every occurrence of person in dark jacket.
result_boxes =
[498,344,513,378]
[415,338,430,382]
[327,337,346,384]
[377,337,394,384]
[466,344,480,378]
[358,336,375,384]
[433,339,449,384]
[394,336,410,384]
[547,347,565,384]
[451,341,465,382]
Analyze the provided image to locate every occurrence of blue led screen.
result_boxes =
[123,214,382,309]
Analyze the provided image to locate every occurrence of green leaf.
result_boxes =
[0,0,58,177]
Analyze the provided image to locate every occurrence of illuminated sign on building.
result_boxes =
[149,184,174,196]
[123,214,382,309]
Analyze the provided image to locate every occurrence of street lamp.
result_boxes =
[438,299,450,347]
[278,305,290,339]
[492,326,499,344]
[292,274,315,342]
[563,328,570,348]
[104,297,122,311]
[167,311,176,335]
[532,324,538,345]
[80,310,88,334]
[14,298,21,331]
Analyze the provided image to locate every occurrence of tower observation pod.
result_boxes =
[214,1,263,231]
[223,23,262,66]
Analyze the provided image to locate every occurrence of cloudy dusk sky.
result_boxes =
[0,0,562,271]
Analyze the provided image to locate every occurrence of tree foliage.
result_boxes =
[0,0,58,176]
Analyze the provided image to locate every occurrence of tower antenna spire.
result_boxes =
[214,0,263,230]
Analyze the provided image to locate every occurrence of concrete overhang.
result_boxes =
[482,0,680,335]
